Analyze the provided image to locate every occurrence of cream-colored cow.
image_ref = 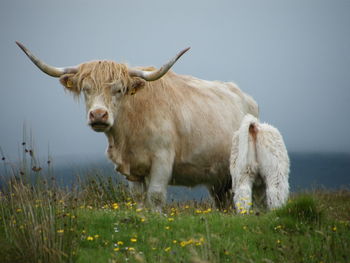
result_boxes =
[17,42,258,211]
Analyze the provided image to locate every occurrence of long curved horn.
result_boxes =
[128,47,190,81]
[16,41,78,77]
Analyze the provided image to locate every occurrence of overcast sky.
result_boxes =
[0,0,349,160]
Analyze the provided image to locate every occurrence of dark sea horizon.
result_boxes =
[1,152,349,202]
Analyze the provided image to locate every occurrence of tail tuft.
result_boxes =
[249,123,258,140]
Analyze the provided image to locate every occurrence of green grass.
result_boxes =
[0,142,349,262]
[72,195,349,263]
[2,180,349,263]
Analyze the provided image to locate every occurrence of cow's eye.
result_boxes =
[82,84,92,94]
[82,83,92,94]
[110,85,122,96]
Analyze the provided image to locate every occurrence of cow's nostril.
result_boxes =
[102,111,108,121]
[89,111,95,120]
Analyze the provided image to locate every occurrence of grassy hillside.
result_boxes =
[0,173,349,263]
[0,145,349,263]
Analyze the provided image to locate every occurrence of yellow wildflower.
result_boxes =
[173,240,177,244]
[128,247,135,251]
[112,203,119,210]
[16,208,22,213]
[168,217,174,222]
[94,234,99,239]
[130,238,137,243]
[136,208,143,212]
[57,229,64,234]
[87,236,94,241]
[165,226,170,230]
[114,247,120,252]
[195,209,202,214]
[141,218,146,222]
[180,239,193,247]
[332,226,337,232]
[117,241,124,245]
[164,247,171,252]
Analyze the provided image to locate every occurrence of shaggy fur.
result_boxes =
[17,42,261,211]
[58,60,259,211]
[230,114,289,212]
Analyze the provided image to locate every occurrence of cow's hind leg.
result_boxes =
[263,170,289,210]
[209,178,232,210]
[233,172,254,214]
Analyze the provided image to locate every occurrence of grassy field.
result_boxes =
[0,146,349,263]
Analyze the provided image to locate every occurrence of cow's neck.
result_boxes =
[105,127,130,175]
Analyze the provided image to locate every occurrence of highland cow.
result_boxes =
[17,42,258,211]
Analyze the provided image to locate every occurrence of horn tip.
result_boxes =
[15,41,23,47]
[182,47,191,54]
[15,41,27,52]
[177,47,191,59]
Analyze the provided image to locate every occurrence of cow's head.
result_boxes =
[16,42,189,133]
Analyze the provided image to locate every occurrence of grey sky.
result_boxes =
[0,0,350,160]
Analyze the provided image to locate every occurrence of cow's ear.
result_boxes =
[59,74,79,94]
[129,78,146,95]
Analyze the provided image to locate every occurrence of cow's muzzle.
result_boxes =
[88,108,111,132]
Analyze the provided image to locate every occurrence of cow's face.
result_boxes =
[16,42,189,133]
[59,61,145,133]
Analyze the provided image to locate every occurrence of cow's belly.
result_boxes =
[170,160,230,187]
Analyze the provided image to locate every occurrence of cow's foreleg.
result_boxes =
[128,181,147,208]
[146,149,174,212]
